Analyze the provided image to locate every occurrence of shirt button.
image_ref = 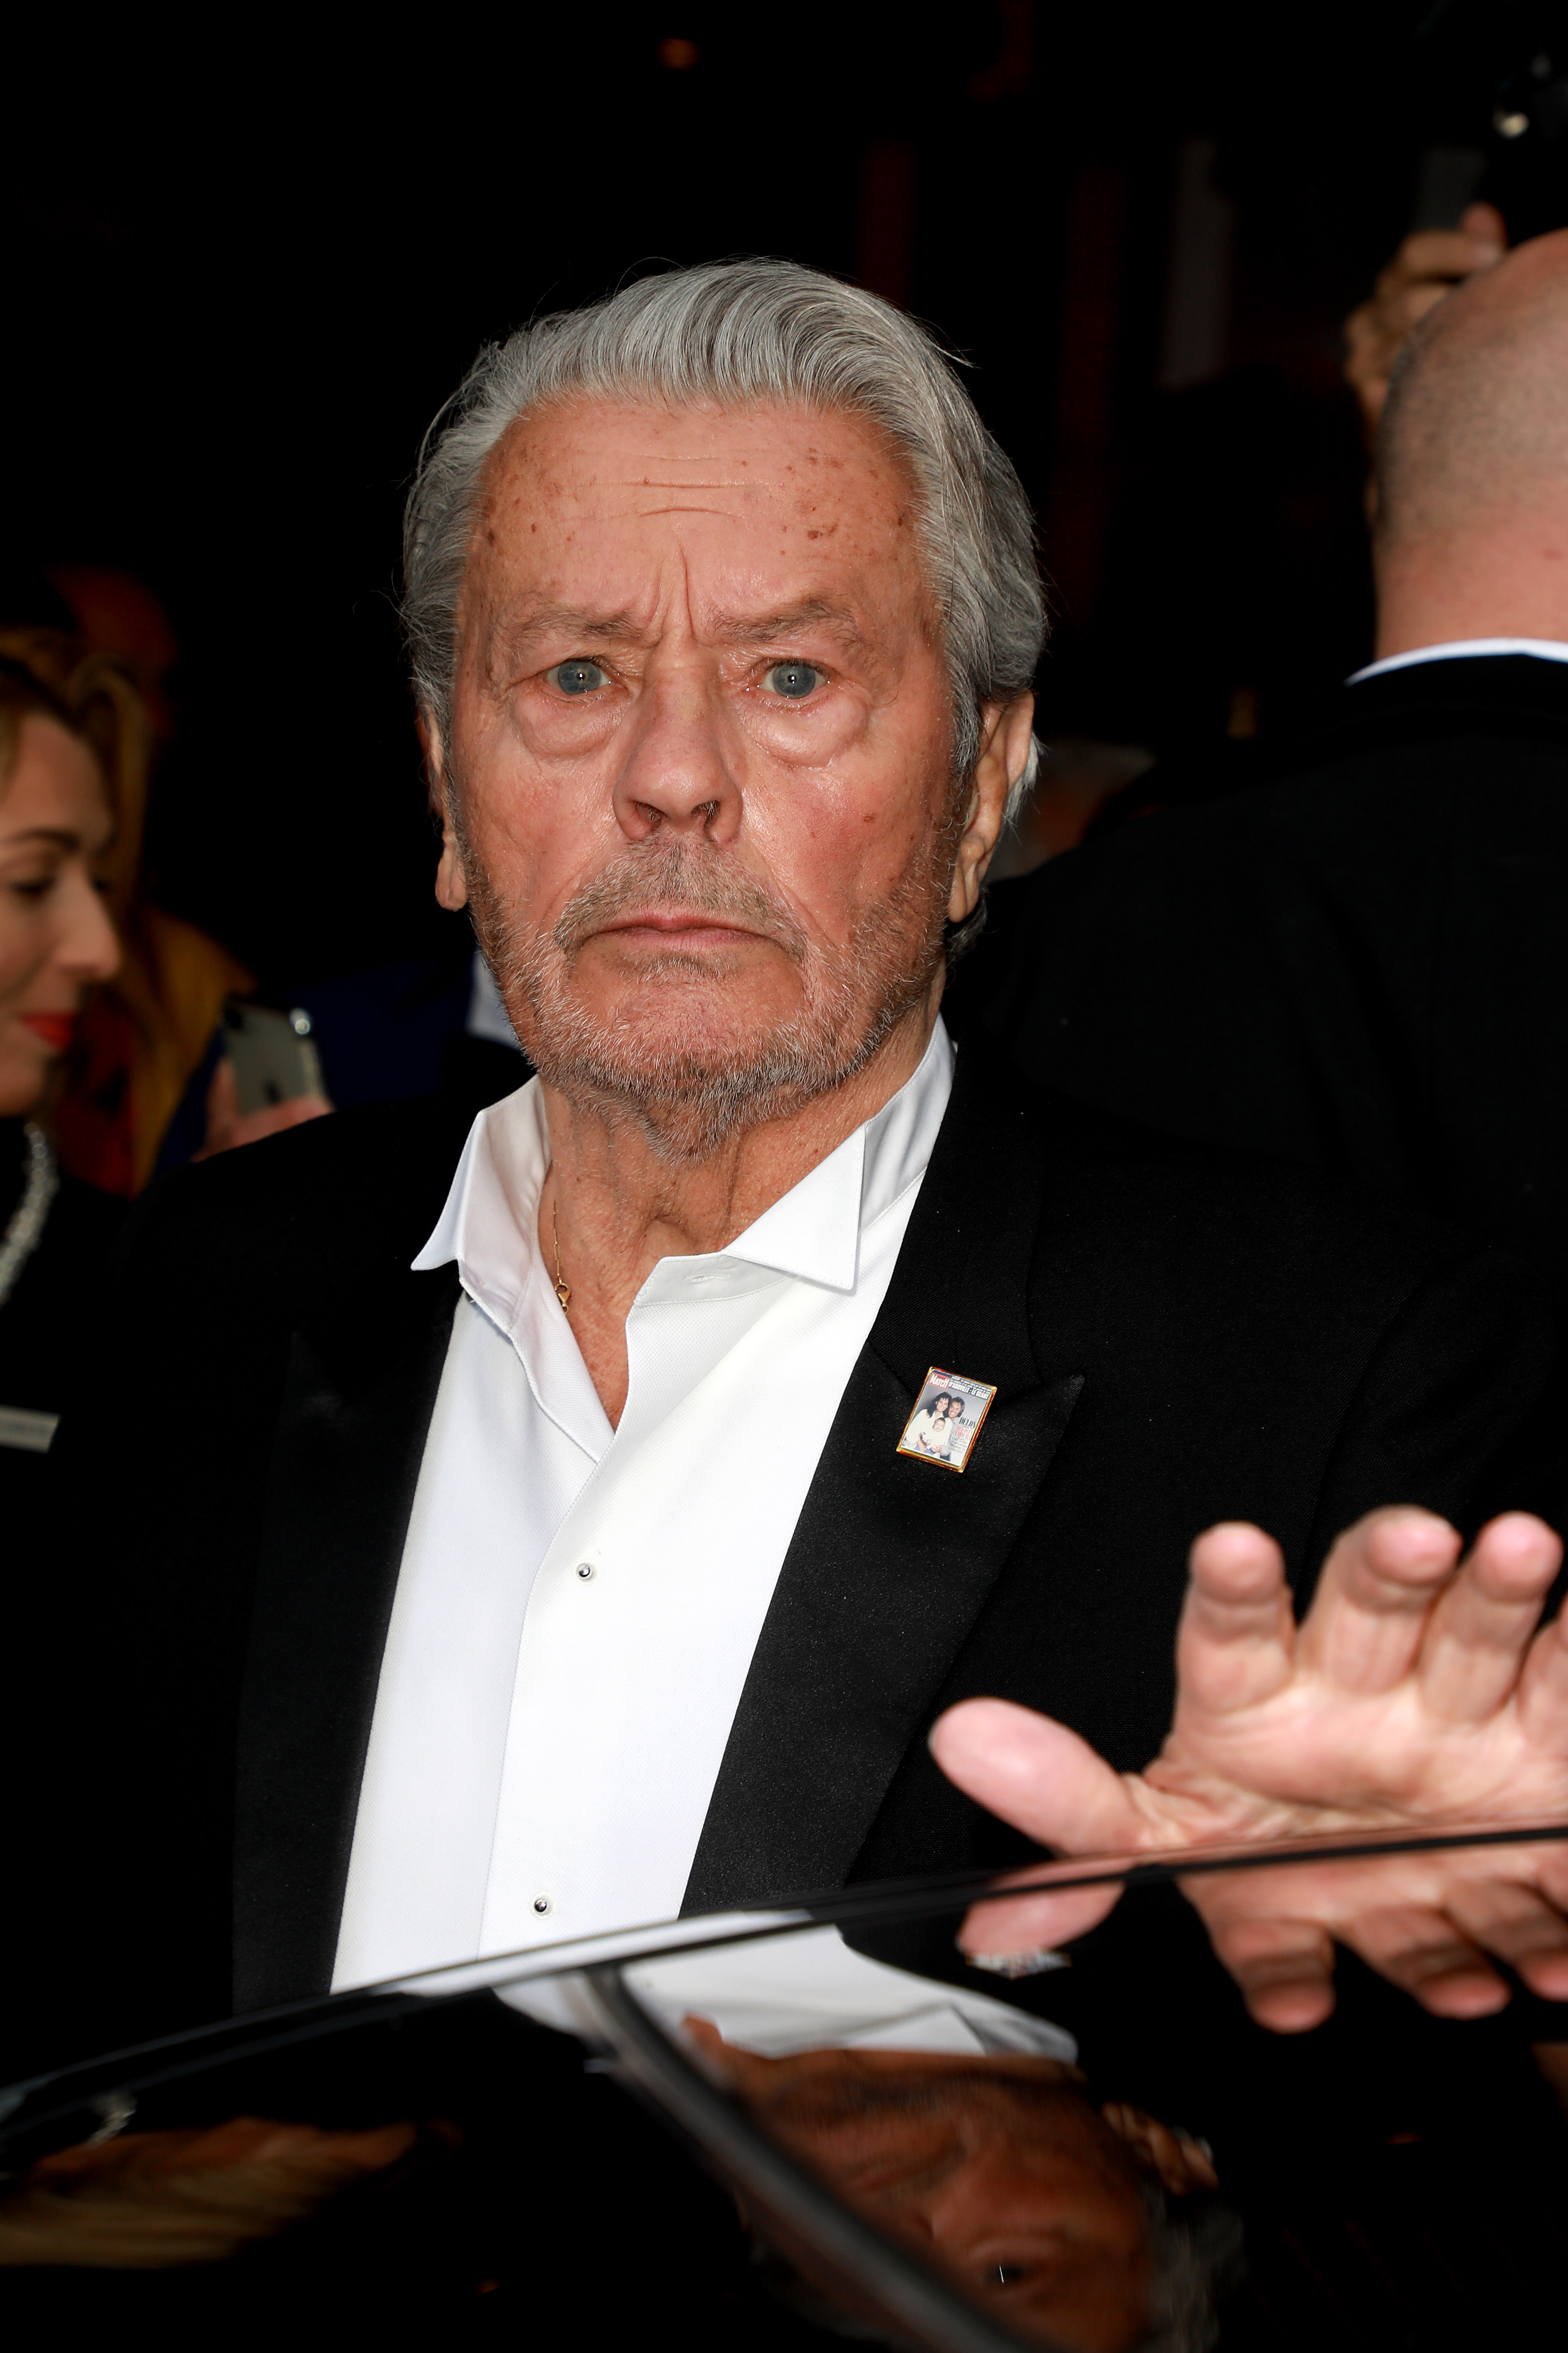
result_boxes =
[575,1561,596,1581]
[533,1894,553,1915]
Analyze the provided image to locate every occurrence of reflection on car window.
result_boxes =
[3,1830,1567,2350]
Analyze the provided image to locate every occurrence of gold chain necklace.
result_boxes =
[551,1191,571,1313]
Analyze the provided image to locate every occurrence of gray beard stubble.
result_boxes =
[457,799,960,1162]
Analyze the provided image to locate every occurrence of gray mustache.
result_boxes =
[552,843,808,961]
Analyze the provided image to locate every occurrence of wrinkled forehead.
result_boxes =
[461,393,934,644]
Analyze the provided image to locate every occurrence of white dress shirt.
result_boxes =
[494,1924,1076,2063]
[620,1927,1078,2063]
[332,1021,954,1990]
[1349,635,1568,683]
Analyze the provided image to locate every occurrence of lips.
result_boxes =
[18,1012,77,1055]
[600,911,754,935]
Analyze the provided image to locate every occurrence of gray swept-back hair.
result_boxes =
[402,258,1045,819]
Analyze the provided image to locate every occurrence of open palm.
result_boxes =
[932,1508,1568,2029]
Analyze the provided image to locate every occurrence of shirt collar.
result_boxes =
[719,1016,954,1292]
[412,1016,954,1306]
[1348,637,1568,683]
[412,1078,552,1329]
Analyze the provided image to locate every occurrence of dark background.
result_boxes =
[5,2,1552,989]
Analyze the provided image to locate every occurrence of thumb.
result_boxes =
[930,1698,1145,1854]
[932,1701,1146,1968]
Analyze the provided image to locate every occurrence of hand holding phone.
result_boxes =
[195,1000,334,1162]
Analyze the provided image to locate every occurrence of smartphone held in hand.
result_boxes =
[222,999,325,1114]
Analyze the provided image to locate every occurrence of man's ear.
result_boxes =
[423,716,470,912]
[947,694,1035,925]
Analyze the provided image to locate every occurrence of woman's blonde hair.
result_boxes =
[0,630,151,920]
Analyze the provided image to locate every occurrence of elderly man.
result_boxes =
[26,262,1564,2067]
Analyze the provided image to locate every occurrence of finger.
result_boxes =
[1458,200,1508,253]
[223,1097,335,1152]
[1418,1513,1562,1721]
[1517,1605,1568,1756]
[929,1699,1147,1854]
[194,1057,240,1159]
[1536,1841,1568,1910]
[1342,334,1390,423]
[270,1093,334,1131]
[247,1094,334,1138]
[1446,1879,1568,2005]
[1188,1902,1339,2034]
[958,1879,1124,1966]
[1379,280,1458,338]
[1173,1523,1297,1718]
[1335,1904,1510,2019]
[1376,225,1504,293]
[206,1056,238,1121]
[1296,1507,1461,1692]
[1343,300,1388,369]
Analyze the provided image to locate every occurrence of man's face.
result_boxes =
[690,2033,1183,2352]
[438,397,979,1153]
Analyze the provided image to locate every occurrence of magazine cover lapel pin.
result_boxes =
[896,1367,998,1473]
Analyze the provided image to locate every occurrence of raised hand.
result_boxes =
[1344,202,1506,436]
[931,1508,1568,2031]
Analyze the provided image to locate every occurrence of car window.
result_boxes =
[4,1823,1566,2350]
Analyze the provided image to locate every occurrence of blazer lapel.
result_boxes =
[683,1053,1081,1914]
[232,1266,461,2010]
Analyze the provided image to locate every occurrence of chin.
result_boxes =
[609,977,801,1044]
[523,984,878,1160]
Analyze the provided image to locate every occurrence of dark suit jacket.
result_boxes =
[951,654,1568,1299]
[23,1046,1558,2066]
[0,1128,124,1560]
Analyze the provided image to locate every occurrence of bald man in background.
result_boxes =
[954,228,1568,1304]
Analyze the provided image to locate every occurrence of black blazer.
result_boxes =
[952,654,1568,1300]
[0,1124,124,1559]
[21,1047,1558,2065]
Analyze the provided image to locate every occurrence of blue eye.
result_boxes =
[549,659,608,696]
[765,661,823,699]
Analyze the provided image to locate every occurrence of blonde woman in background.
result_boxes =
[0,625,314,1195]
[0,649,124,1535]
[0,635,329,1542]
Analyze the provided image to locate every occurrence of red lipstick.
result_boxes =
[18,1012,77,1055]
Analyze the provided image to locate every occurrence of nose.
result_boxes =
[611,673,742,847]
[58,867,122,985]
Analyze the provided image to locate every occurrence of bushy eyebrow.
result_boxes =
[487,603,640,664]
[711,599,869,653]
[487,596,870,671]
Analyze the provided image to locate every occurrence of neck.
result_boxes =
[540,990,941,1424]
[1374,516,1568,660]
